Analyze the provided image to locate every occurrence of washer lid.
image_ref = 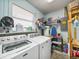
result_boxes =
[29,36,50,44]
[3,40,32,53]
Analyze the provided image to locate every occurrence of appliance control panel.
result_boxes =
[0,35,27,44]
[28,33,41,38]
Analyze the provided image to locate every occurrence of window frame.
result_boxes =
[12,3,34,28]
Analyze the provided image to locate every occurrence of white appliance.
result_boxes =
[0,44,2,55]
[0,35,28,54]
[28,33,51,59]
[12,45,38,59]
[16,23,23,32]
[28,33,41,38]
[0,34,38,59]
[44,26,50,36]
[1,43,39,59]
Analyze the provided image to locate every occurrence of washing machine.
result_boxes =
[0,34,39,59]
[28,33,51,59]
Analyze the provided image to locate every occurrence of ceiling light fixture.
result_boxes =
[47,0,54,3]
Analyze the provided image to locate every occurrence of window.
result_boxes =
[12,4,34,28]
[13,18,32,27]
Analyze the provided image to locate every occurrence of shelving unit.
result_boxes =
[50,17,67,52]
[68,0,79,59]
[51,37,63,52]
[52,41,61,45]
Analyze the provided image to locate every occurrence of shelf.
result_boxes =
[73,47,79,50]
[73,45,79,48]
[53,48,62,52]
[72,40,79,48]
[71,5,79,11]
[0,31,36,37]
[52,41,61,45]
[71,11,79,16]
[54,50,68,56]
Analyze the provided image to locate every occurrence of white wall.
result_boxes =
[0,0,44,19]
[45,8,65,20]
[61,32,68,41]
[72,24,79,41]
[0,0,3,19]
[9,0,44,19]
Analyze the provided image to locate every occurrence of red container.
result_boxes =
[76,51,79,57]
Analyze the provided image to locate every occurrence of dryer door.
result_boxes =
[40,40,51,59]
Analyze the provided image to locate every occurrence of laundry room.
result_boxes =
[0,0,79,59]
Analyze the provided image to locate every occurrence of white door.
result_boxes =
[40,40,51,59]
[12,45,38,59]
[0,44,2,55]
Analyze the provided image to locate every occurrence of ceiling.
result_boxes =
[27,0,71,14]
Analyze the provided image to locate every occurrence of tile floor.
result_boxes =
[51,50,68,59]
[51,50,79,59]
